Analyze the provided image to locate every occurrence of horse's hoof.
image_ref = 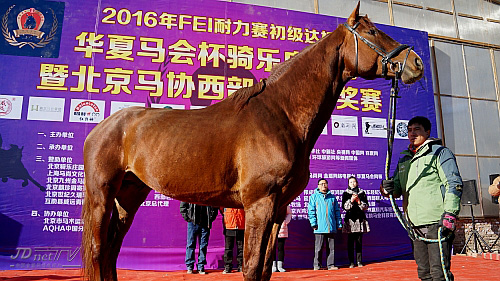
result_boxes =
[2,178,7,182]
[22,181,28,187]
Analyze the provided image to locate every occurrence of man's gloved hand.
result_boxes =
[439,212,457,233]
[381,179,395,194]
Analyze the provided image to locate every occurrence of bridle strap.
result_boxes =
[354,30,358,74]
[343,22,412,79]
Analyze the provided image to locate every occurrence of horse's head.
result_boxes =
[342,3,424,84]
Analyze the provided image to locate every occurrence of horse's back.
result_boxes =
[82,87,299,205]
[84,105,243,201]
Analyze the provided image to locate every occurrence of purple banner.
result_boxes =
[0,0,435,270]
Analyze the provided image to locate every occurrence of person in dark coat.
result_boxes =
[180,202,218,274]
[342,176,370,268]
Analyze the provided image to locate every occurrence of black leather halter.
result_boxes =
[343,22,413,79]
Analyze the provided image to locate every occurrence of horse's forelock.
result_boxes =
[359,15,375,28]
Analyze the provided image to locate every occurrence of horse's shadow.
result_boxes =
[0,134,45,191]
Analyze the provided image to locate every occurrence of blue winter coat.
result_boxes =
[307,188,342,233]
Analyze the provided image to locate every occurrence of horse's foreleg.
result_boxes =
[243,194,278,281]
[263,207,286,275]
[107,181,151,280]
[263,223,280,273]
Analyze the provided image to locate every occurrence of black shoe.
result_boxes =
[222,268,231,274]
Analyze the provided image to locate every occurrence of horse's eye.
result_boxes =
[368,29,377,36]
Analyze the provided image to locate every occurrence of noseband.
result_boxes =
[343,22,413,79]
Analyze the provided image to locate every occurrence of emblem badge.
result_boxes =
[2,5,58,49]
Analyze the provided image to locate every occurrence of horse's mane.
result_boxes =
[267,29,337,84]
[226,78,267,111]
[226,27,341,111]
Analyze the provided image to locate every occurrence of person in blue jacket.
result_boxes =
[307,178,342,270]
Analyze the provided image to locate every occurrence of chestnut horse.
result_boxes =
[82,4,424,281]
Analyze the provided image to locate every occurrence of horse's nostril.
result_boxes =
[415,57,423,70]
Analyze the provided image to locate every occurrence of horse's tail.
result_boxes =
[81,185,95,281]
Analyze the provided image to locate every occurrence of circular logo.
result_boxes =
[0,98,13,116]
[333,121,340,128]
[397,122,408,137]
[75,100,99,112]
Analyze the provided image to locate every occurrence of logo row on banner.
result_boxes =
[326,115,408,139]
[0,94,184,123]
[0,94,409,139]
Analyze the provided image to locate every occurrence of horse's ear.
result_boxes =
[347,2,361,26]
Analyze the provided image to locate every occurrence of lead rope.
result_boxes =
[385,63,451,281]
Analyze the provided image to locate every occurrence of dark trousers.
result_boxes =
[314,233,335,268]
[224,230,244,269]
[272,237,286,261]
[413,224,454,281]
[347,233,363,264]
[185,222,210,270]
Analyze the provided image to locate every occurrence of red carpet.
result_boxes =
[0,255,497,280]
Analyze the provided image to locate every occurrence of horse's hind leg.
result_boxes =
[82,172,122,281]
[107,177,151,279]
[242,194,278,281]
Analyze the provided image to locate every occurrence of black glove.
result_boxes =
[381,179,395,194]
[439,212,457,234]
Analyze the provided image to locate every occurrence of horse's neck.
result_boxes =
[266,29,348,149]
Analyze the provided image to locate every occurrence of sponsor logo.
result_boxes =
[0,95,23,119]
[69,99,105,123]
[189,105,207,110]
[150,103,186,110]
[331,115,358,136]
[27,96,64,121]
[110,101,145,116]
[395,120,409,139]
[362,117,387,138]
[1,1,65,57]
[0,98,12,115]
